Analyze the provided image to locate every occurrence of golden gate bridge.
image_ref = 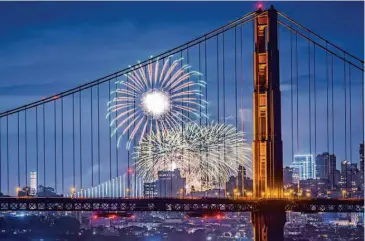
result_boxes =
[0,5,363,241]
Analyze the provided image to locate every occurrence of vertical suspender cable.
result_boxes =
[97,83,101,186]
[223,31,226,194]
[234,27,238,192]
[6,116,9,194]
[43,104,46,187]
[313,43,317,192]
[133,72,136,198]
[17,113,20,189]
[348,65,352,197]
[362,70,364,153]
[108,80,112,192]
[180,51,184,198]
[296,34,299,153]
[179,52,183,198]
[79,91,82,191]
[240,25,245,195]
[290,26,294,180]
[91,87,94,188]
[0,118,2,194]
[36,107,38,192]
[222,28,226,179]
[331,55,335,189]
[362,70,364,169]
[25,109,28,188]
[326,43,329,181]
[73,94,76,189]
[61,98,64,193]
[204,37,208,191]
[199,43,202,192]
[216,35,220,195]
[295,33,299,193]
[126,75,130,197]
[308,41,312,181]
[115,78,119,180]
[344,55,347,194]
[314,44,317,192]
[54,101,57,193]
[187,48,190,196]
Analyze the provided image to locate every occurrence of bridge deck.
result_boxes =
[0,197,362,212]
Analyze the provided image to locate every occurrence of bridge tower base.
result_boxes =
[251,207,286,241]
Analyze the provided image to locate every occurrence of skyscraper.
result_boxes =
[30,171,37,196]
[360,143,364,190]
[360,143,364,174]
[237,165,245,194]
[328,153,336,186]
[341,160,357,174]
[315,153,336,180]
[144,169,186,198]
[283,167,293,185]
[316,153,328,179]
[291,154,315,180]
[292,168,300,184]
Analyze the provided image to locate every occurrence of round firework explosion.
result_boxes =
[134,122,252,192]
[107,56,206,149]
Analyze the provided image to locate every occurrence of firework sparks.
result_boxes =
[134,122,252,191]
[107,56,206,149]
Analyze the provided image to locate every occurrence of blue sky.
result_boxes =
[0,2,363,194]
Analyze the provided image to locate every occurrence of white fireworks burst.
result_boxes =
[107,56,206,149]
[134,122,252,191]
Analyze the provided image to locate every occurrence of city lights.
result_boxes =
[0,2,362,241]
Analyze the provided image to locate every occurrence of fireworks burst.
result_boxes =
[107,56,206,149]
[134,122,252,191]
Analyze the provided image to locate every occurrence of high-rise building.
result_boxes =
[144,169,186,198]
[237,165,245,194]
[283,167,293,185]
[299,178,330,197]
[30,171,37,196]
[291,154,315,180]
[292,168,300,184]
[315,153,336,180]
[225,176,237,196]
[341,160,357,174]
[316,154,328,179]
[339,166,362,191]
[328,154,336,186]
[333,170,341,188]
[360,143,364,190]
[143,182,157,197]
[225,165,253,197]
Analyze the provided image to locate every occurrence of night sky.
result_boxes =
[0,2,363,194]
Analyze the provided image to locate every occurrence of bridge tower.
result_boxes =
[251,6,286,241]
[252,6,283,199]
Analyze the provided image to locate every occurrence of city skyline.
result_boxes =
[0,3,363,241]
[0,2,363,196]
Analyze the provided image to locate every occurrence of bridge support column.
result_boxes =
[251,208,286,241]
[252,5,283,198]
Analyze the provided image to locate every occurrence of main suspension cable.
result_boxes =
[278,11,364,64]
[278,20,363,72]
